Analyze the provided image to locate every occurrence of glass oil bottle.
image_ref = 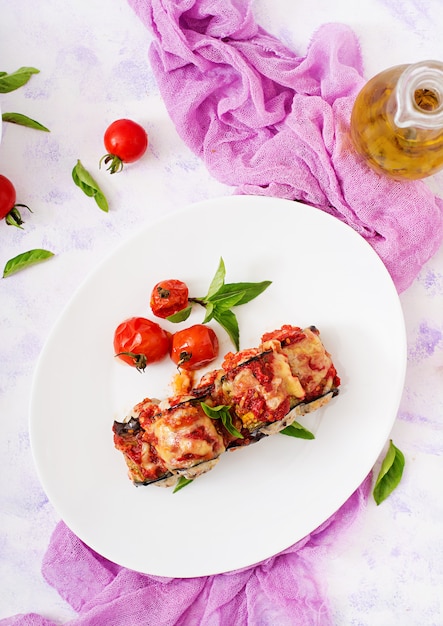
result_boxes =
[350,60,443,180]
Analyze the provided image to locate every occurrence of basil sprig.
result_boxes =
[201,402,243,439]
[3,249,55,278]
[0,67,39,93]
[280,421,315,439]
[72,160,109,212]
[373,439,405,505]
[167,258,271,350]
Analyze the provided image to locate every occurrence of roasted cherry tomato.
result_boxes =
[114,317,170,371]
[150,279,189,319]
[100,119,148,174]
[170,324,219,371]
[0,174,30,227]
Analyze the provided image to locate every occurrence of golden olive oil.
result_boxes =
[350,62,443,180]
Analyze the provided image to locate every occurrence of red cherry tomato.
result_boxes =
[150,279,189,319]
[0,175,16,220]
[114,317,170,371]
[0,175,30,227]
[101,119,148,174]
[170,324,219,371]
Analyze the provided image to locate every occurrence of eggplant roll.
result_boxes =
[113,325,340,488]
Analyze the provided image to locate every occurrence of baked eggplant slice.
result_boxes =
[112,415,173,486]
[113,325,341,488]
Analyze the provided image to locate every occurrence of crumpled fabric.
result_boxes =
[2,476,371,626]
[129,0,443,294]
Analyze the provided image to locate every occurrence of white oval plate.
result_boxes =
[30,195,406,578]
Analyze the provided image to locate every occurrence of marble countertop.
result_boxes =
[1,1,442,624]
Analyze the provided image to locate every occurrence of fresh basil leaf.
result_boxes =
[211,280,272,306]
[3,249,54,278]
[280,421,315,439]
[72,160,109,212]
[201,403,243,439]
[202,300,214,324]
[167,305,193,323]
[94,191,109,212]
[213,308,240,351]
[75,180,95,197]
[373,440,405,505]
[205,257,226,299]
[0,67,40,93]
[201,403,228,419]
[208,291,245,311]
[221,421,243,439]
[1,112,50,132]
[72,160,98,190]
[173,476,194,493]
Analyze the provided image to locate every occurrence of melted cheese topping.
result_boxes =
[151,404,225,470]
[222,351,305,426]
[271,352,305,399]
[280,327,334,395]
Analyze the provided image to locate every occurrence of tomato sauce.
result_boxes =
[242,354,275,392]
[261,325,306,346]
[235,387,290,424]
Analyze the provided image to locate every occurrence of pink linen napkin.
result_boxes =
[6,2,443,625]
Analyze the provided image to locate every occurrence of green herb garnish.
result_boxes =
[373,439,405,505]
[167,258,271,350]
[72,160,109,212]
[0,67,40,93]
[173,476,194,493]
[3,249,55,278]
[0,67,49,132]
[280,421,315,440]
[201,402,243,439]
[2,112,49,132]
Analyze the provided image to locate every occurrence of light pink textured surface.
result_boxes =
[1,1,443,624]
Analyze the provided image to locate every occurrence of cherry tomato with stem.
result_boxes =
[150,279,189,319]
[114,317,170,371]
[170,324,219,371]
[0,174,31,228]
[100,119,148,174]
